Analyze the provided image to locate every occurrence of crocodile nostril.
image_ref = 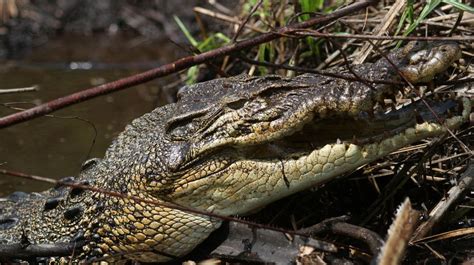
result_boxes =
[0,217,19,230]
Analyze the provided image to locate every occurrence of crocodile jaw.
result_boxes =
[172,98,471,215]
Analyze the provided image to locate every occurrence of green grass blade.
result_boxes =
[394,5,410,36]
[299,0,323,21]
[403,0,442,36]
[174,15,198,47]
[442,0,474,13]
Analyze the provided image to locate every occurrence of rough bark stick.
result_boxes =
[0,0,377,129]
[410,161,474,241]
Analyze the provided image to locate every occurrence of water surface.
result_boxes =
[0,35,183,196]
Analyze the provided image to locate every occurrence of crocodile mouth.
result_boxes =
[172,94,470,214]
[246,96,471,160]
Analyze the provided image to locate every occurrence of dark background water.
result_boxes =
[0,34,184,196]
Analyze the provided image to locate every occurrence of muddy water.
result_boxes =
[0,35,183,196]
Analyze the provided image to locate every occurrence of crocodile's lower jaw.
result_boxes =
[174,98,471,215]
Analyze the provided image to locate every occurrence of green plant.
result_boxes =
[174,16,231,84]
[402,0,473,37]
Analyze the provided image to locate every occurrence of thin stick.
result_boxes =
[231,0,263,42]
[0,85,39,94]
[193,7,265,33]
[0,0,378,129]
[238,54,474,87]
[289,30,474,42]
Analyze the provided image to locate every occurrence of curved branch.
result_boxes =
[0,0,378,129]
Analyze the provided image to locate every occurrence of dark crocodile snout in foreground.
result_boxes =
[0,42,471,263]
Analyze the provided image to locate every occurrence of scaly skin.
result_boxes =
[0,42,470,263]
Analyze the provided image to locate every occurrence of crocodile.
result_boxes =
[0,41,471,263]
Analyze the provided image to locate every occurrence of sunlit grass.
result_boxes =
[401,0,473,37]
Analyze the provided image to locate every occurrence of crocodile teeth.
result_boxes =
[202,97,471,216]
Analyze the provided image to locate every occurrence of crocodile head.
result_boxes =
[154,42,468,216]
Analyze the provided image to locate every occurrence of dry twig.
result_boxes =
[0,85,38,95]
[354,0,406,64]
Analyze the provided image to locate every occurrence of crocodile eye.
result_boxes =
[226,98,246,110]
[166,108,223,141]
[165,110,209,141]
[166,119,200,140]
